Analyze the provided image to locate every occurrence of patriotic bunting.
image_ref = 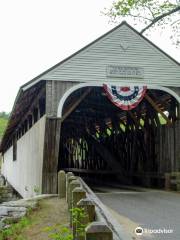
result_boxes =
[103,84,147,110]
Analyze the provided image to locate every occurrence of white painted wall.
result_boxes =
[1,116,46,198]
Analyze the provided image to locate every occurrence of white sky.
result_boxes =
[0,0,179,112]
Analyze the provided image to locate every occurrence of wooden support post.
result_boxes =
[145,94,172,126]
[42,117,61,194]
[85,222,113,240]
[58,170,66,198]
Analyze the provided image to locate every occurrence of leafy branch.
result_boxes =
[103,0,180,45]
[141,5,180,33]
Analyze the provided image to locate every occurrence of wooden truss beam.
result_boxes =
[85,133,126,175]
[128,111,144,130]
[61,88,92,122]
[145,94,172,126]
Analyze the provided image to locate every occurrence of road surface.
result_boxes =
[94,187,180,240]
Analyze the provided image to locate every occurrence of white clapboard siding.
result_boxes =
[35,23,180,87]
[1,116,46,198]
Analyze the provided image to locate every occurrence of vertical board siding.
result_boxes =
[38,25,179,87]
[156,121,180,173]
[42,117,61,194]
[175,120,180,171]
[1,116,46,198]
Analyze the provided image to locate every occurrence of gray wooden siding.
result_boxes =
[39,24,179,87]
[46,80,78,117]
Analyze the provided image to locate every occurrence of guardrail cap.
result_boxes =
[86,221,112,233]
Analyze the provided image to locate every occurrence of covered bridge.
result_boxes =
[0,22,180,198]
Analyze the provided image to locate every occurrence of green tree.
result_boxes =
[0,112,9,138]
[103,0,180,45]
[0,111,10,119]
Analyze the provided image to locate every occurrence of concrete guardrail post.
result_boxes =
[77,198,95,223]
[71,187,86,232]
[68,180,81,210]
[67,176,77,204]
[75,198,95,240]
[85,222,113,240]
[58,170,66,198]
[66,172,74,200]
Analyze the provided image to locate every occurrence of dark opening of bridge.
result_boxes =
[58,86,179,189]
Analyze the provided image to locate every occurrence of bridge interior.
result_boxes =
[58,86,179,188]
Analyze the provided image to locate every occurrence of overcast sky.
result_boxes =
[0,0,179,112]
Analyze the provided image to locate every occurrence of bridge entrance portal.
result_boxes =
[58,86,180,189]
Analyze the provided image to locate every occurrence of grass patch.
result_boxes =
[0,216,32,240]
[43,225,73,240]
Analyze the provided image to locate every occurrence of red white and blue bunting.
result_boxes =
[103,84,147,110]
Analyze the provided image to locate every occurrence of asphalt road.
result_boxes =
[94,187,180,240]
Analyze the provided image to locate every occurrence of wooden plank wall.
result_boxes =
[42,117,61,194]
[156,121,180,173]
[175,120,180,171]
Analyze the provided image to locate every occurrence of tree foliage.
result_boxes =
[0,111,10,119]
[103,0,180,45]
[0,112,9,138]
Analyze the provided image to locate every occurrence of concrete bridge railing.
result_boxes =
[58,170,131,240]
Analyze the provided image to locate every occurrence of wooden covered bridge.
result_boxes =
[0,22,180,198]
